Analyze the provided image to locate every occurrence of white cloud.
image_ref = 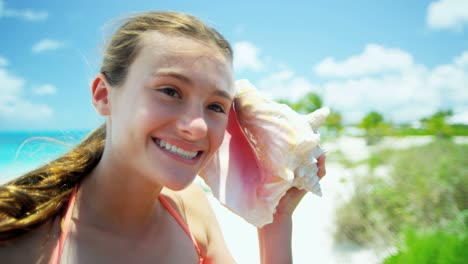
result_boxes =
[32,84,57,95]
[454,50,468,66]
[314,44,414,78]
[429,63,468,107]
[233,41,263,72]
[0,68,53,124]
[0,99,53,121]
[0,0,48,21]
[32,39,64,53]
[257,70,320,102]
[0,55,7,67]
[298,44,468,124]
[427,0,468,31]
[319,50,468,124]
[233,39,467,125]
[449,110,468,124]
[0,68,24,101]
[321,67,441,124]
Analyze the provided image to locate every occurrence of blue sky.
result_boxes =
[0,0,467,131]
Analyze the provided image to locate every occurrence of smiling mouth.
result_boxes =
[153,138,202,160]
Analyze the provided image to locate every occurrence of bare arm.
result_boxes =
[257,188,303,264]
[258,155,327,264]
[258,216,293,264]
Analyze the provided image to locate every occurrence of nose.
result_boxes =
[176,106,208,140]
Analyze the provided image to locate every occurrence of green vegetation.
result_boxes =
[275,94,468,138]
[383,213,467,264]
[275,89,468,263]
[334,139,468,250]
[420,110,454,138]
[358,111,393,145]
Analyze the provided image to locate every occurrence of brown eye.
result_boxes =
[208,104,225,113]
[159,87,181,98]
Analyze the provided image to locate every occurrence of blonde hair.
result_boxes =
[0,11,232,242]
[101,11,232,87]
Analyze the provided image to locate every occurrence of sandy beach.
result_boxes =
[205,136,439,264]
[205,162,385,264]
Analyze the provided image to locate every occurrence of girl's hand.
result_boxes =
[257,155,326,264]
[272,155,327,221]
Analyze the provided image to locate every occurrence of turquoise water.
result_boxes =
[0,130,90,184]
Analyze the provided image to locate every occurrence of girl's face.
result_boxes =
[105,31,234,190]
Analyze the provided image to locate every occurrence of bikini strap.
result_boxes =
[49,185,78,264]
[50,189,203,263]
[158,195,204,263]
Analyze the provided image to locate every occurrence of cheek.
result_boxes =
[110,91,143,124]
[209,118,229,149]
[137,99,174,124]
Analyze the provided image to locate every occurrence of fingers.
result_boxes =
[317,155,326,179]
[288,187,307,200]
[283,187,306,205]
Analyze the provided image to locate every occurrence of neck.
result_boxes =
[76,152,163,236]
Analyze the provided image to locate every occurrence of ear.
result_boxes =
[91,73,111,116]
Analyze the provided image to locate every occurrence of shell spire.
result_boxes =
[306,107,330,130]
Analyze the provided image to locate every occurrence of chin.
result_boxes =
[165,181,194,191]
[162,175,197,191]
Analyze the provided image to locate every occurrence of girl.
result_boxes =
[0,11,326,263]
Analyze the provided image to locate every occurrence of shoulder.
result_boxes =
[0,218,60,263]
[161,180,216,239]
[178,180,213,218]
[163,179,236,263]
[161,179,215,222]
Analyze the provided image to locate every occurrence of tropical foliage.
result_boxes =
[334,139,467,250]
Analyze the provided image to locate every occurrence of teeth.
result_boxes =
[156,139,198,159]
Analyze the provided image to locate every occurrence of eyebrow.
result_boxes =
[153,71,233,101]
[153,71,193,85]
[213,90,233,101]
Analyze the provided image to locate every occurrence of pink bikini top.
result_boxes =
[49,186,204,264]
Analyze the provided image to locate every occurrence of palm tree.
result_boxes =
[420,110,453,138]
[359,111,385,145]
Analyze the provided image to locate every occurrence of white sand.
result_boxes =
[205,136,440,264]
[206,163,385,264]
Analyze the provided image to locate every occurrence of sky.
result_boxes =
[0,0,467,131]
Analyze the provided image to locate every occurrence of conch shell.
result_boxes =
[200,79,329,227]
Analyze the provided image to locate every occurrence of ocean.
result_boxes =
[0,130,90,184]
